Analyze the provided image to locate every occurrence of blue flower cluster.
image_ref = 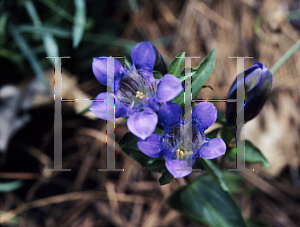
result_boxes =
[90,41,273,178]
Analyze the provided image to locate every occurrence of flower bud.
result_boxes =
[152,44,168,75]
[226,62,273,126]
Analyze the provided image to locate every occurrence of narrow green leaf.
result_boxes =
[73,0,86,48]
[168,52,185,77]
[38,0,74,22]
[198,158,229,191]
[10,24,47,88]
[153,70,163,80]
[159,170,174,185]
[76,103,91,114]
[227,140,270,168]
[18,25,72,38]
[171,50,216,109]
[23,0,42,27]
[43,33,59,57]
[83,33,136,51]
[123,56,131,70]
[191,49,216,100]
[127,0,139,11]
[168,174,247,227]
[0,180,23,192]
[0,13,8,35]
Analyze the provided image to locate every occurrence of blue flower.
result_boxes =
[137,102,226,178]
[226,62,273,126]
[90,42,183,139]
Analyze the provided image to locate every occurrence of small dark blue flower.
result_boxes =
[226,62,273,126]
[90,42,183,139]
[137,102,226,178]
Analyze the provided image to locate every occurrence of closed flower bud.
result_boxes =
[226,62,273,126]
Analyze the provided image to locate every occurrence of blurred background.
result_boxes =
[1,0,300,226]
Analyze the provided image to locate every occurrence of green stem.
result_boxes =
[76,103,91,114]
[270,39,300,74]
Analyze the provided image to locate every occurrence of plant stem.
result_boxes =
[270,39,300,74]
[76,103,91,114]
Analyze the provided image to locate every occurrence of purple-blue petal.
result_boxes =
[137,133,163,158]
[127,108,158,140]
[156,74,183,102]
[165,156,195,178]
[144,97,160,112]
[89,92,128,120]
[198,138,226,159]
[158,102,182,130]
[131,41,156,72]
[92,58,125,86]
[192,102,217,132]
[138,69,158,85]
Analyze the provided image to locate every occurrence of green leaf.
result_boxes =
[119,132,174,183]
[123,56,131,70]
[216,109,227,125]
[167,174,247,227]
[193,158,204,170]
[159,170,174,185]
[73,0,86,48]
[153,70,163,80]
[18,25,72,38]
[0,13,8,35]
[154,125,164,136]
[118,132,139,150]
[227,140,270,168]
[38,0,74,22]
[127,0,139,11]
[222,172,245,194]
[10,24,47,88]
[0,180,23,192]
[168,52,185,77]
[191,49,216,100]
[171,49,216,109]
[118,132,156,168]
[43,33,59,57]
[198,159,229,191]
[221,125,236,144]
[145,159,166,173]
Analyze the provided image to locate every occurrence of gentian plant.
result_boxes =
[90,41,274,227]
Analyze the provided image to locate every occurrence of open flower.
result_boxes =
[90,42,183,139]
[137,102,226,178]
[226,62,273,126]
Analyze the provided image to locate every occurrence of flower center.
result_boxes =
[135,91,147,103]
[116,67,155,108]
[175,146,193,160]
